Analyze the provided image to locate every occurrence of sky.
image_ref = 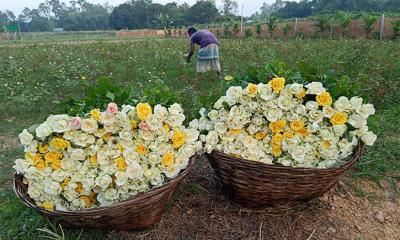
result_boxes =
[0,0,273,17]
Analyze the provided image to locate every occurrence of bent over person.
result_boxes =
[186,27,221,75]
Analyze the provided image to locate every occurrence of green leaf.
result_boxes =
[106,92,115,101]
[247,66,258,80]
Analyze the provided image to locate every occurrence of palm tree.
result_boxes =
[362,15,378,39]
[267,16,278,38]
[337,11,352,37]
[283,22,292,38]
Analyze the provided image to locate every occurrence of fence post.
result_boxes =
[380,14,385,40]
[294,18,298,37]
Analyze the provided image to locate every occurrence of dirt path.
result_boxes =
[121,158,399,240]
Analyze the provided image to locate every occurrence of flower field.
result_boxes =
[1,38,400,239]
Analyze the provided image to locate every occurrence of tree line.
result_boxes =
[0,0,399,32]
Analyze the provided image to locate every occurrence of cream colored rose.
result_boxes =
[95,174,112,190]
[361,132,377,146]
[81,118,98,134]
[19,129,34,145]
[36,122,53,138]
[47,114,71,133]
[43,179,61,195]
[166,113,185,127]
[226,86,243,101]
[125,161,144,180]
[69,149,85,161]
[154,104,169,121]
[168,103,183,115]
[305,82,326,95]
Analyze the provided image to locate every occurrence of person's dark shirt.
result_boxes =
[190,30,219,48]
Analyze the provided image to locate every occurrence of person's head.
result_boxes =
[188,27,197,37]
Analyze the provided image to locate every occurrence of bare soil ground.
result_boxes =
[119,157,400,240]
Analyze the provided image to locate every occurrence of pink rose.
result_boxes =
[70,117,81,129]
[139,121,149,131]
[107,102,118,114]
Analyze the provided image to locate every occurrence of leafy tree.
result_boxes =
[391,20,400,39]
[222,0,238,16]
[283,22,292,38]
[109,3,135,30]
[314,15,328,36]
[267,16,278,38]
[186,0,219,25]
[362,15,378,38]
[337,11,352,36]
[255,23,262,37]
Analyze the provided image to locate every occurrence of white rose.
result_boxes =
[361,132,377,146]
[154,104,169,121]
[265,108,283,122]
[19,129,34,145]
[305,101,319,112]
[163,165,180,179]
[350,96,363,112]
[36,122,53,138]
[199,108,207,117]
[24,140,38,153]
[348,114,367,128]
[180,144,196,157]
[125,162,144,180]
[104,188,118,200]
[208,110,219,121]
[333,125,347,137]
[175,154,190,169]
[147,116,162,131]
[308,110,324,123]
[322,106,335,118]
[43,179,61,195]
[166,113,185,127]
[47,114,71,133]
[148,152,161,165]
[291,145,307,163]
[119,131,132,141]
[189,119,199,130]
[13,158,31,174]
[69,149,86,161]
[226,86,243,101]
[334,96,352,112]
[169,103,183,115]
[213,98,224,109]
[277,96,293,110]
[81,119,98,134]
[289,83,303,95]
[243,136,257,149]
[100,112,115,125]
[51,170,67,182]
[184,129,200,142]
[27,185,42,199]
[61,158,75,169]
[295,105,307,116]
[358,104,375,118]
[95,174,112,190]
[305,82,326,95]
[259,84,274,101]
[214,122,227,134]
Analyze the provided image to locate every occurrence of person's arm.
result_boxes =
[186,43,195,63]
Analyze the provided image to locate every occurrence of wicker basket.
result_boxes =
[207,144,362,208]
[13,156,196,230]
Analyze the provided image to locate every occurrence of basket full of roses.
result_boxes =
[192,64,376,207]
[13,78,201,230]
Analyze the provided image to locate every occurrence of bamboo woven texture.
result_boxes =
[13,156,196,230]
[207,144,362,208]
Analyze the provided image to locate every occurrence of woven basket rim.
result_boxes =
[13,155,197,214]
[209,142,363,173]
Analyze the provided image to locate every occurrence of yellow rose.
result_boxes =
[75,182,84,193]
[255,131,267,140]
[162,152,175,166]
[38,144,49,154]
[89,191,96,203]
[283,131,294,139]
[115,157,127,171]
[296,89,306,99]
[89,155,98,167]
[269,119,286,133]
[316,92,333,106]
[117,144,125,153]
[136,144,149,155]
[246,83,258,94]
[102,132,113,142]
[51,159,62,171]
[136,103,152,120]
[81,195,91,208]
[322,140,331,149]
[130,120,138,130]
[35,160,46,170]
[330,112,348,125]
[269,77,285,93]
[290,120,305,131]
[271,144,282,157]
[41,202,54,211]
[61,177,71,190]
[172,130,186,149]
[163,124,170,133]
[228,129,243,135]
[49,138,69,150]
[271,134,284,145]
[45,152,60,163]
[90,109,101,121]
[296,127,309,137]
